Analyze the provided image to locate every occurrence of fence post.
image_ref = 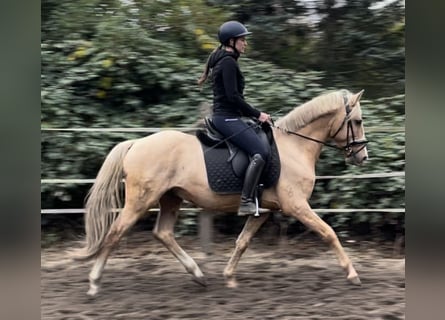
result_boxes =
[199,211,213,255]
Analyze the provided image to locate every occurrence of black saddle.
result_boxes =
[196,117,281,194]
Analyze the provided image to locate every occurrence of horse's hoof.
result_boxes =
[192,275,207,287]
[87,279,99,297]
[347,275,362,286]
[225,278,238,289]
[87,286,99,297]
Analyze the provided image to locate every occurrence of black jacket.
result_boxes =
[208,50,261,118]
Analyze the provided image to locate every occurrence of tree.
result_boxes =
[210,0,405,98]
[313,0,405,97]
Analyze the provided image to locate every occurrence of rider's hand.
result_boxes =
[258,112,271,123]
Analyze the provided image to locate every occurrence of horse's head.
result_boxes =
[330,90,369,166]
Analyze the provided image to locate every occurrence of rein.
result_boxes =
[273,95,369,155]
[274,126,344,151]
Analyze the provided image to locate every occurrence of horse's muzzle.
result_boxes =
[346,153,368,166]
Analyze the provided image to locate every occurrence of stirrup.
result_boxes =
[237,197,260,217]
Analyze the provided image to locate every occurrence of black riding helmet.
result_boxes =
[217,21,252,46]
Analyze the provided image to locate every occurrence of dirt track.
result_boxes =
[41,231,405,320]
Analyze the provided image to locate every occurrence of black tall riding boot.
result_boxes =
[238,154,266,216]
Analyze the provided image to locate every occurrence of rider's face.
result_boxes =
[235,37,247,54]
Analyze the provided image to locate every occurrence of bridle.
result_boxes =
[275,93,369,157]
[330,101,369,158]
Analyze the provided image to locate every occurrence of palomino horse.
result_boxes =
[73,89,368,296]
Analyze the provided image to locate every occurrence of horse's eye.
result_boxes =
[354,119,362,126]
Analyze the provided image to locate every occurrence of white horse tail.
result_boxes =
[72,139,136,261]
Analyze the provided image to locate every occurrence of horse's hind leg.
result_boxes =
[223,213,270,288]
[153,192,206,286]
[87,196,157,296]
[284,200,361,285]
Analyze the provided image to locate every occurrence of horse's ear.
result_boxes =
[349,89,365,107]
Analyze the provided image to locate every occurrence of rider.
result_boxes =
[198,21,272,216]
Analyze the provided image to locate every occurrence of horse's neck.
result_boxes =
[276,114,333,164]
[303,113,332,139]
[276,91,344,163]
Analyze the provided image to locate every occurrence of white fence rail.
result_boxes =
[41,171,405,185]
[41,208,405,215]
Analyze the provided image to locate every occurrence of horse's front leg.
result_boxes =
[223,212,270,288]
[282,198,361,285]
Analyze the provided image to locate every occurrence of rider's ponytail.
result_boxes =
[197,45,222,87]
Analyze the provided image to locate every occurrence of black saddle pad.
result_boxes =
[199,138,281,194]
